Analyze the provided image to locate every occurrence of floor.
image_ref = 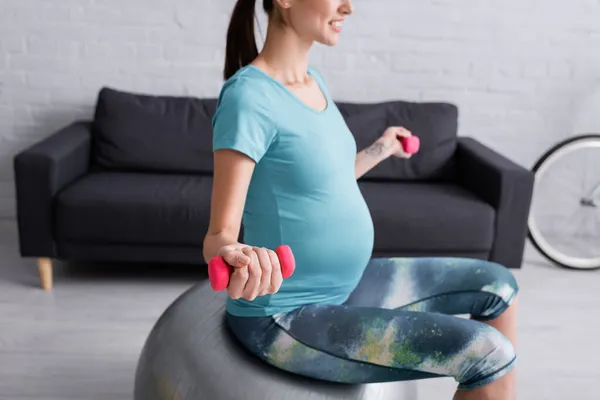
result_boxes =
[0,219,598,400]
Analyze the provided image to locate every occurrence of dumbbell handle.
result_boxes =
[208,245,296,292]
[400,135,420,154]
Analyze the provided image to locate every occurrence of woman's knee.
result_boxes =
[474,261,519,318]
[487,260,519,289]
[457,325,517,390]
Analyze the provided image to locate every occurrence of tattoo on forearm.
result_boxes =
[365,142,386,156]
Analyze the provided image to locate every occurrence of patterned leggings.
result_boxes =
[227,257,519,391]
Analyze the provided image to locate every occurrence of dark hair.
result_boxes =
[224,0,274,80]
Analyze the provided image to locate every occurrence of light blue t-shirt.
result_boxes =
[212,64,375,317]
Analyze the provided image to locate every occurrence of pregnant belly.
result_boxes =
[242,185,375,295]
[281,196,375,292]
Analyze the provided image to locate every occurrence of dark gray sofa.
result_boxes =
[13,87,535,291]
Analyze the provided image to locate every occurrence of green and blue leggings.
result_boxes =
[227,257,518,390]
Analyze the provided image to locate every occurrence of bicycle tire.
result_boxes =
[527,134,600,270]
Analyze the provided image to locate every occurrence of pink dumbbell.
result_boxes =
[208,245,296,292]
[400,135,420,154]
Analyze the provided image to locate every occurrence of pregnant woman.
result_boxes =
[203,1,519,399]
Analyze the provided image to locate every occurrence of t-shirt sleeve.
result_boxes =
[212,83,277,163]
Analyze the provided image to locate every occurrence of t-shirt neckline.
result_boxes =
[246,64,330,115]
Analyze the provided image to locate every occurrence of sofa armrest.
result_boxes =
[13,121,92,257]
[456,137,534,268]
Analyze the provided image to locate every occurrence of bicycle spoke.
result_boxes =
[543,173,584,198]
[593,207,600,241]
[590,181,600,202]
[564,207,586,238]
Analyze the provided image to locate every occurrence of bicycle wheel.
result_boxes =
[528,134,600,270]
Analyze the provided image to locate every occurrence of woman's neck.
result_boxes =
[252,22,313,86]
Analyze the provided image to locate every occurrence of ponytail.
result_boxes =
[224,0,274,80]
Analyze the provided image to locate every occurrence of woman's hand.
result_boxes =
[217,244,283,301]
[377,126,414,159]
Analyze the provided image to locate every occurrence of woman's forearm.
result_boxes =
[355,139,393,179]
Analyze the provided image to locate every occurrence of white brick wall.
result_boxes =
[1,0,600,218]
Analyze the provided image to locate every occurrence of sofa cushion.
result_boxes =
[91,87,217,174]
[338,101,458,181]
[359,181,495,252]
[55,172,214,246]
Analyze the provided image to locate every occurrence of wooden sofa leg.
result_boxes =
[38,258,53,291]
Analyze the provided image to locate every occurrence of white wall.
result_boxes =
[1,0,600,218]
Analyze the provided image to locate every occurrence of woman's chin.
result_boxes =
[317,33,341,47]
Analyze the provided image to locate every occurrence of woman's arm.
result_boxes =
[203,149,256,264]
[355,139,394,179]
[355,126,414,180]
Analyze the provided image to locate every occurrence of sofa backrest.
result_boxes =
[92,87,217,175]
[91,87,458,181]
